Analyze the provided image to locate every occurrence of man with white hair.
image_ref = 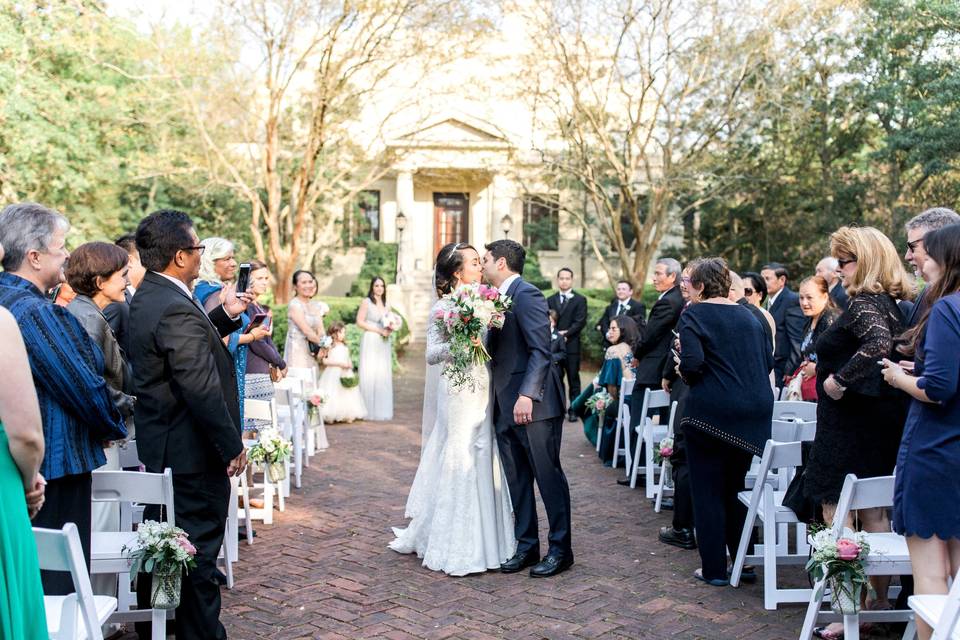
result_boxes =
[903,207,960,327]
[0,202,127,595]
[816,256,849,311]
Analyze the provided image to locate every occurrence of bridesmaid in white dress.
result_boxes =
[389,243,515,575]
[284,269,330,376]
[356,276,394,421]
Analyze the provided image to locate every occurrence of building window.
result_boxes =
[523,194,559,251]
[344,190,380,247]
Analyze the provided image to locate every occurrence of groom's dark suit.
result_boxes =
[489,275,572,559]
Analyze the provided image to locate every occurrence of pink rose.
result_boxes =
[309,393,323,406]
[836,538,861,561]
[660,447,673,458]
[177,536,197,556]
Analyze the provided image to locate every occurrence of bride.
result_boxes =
[389,242,516,576]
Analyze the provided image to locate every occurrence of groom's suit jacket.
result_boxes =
[489,276,566,422]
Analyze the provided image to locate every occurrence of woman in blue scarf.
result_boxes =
[195,238,269,429]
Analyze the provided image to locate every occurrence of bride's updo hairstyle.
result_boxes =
[434,242,477,297]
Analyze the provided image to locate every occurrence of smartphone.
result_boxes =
[244,312,269,333]
[236,263,251,293]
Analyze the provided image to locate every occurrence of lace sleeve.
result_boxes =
[425,303,452,365]
[834,296,893,388]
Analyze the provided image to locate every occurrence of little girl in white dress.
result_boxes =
[316,322,367,423]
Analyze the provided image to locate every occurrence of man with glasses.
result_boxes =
[130,209,251,639]
[903,207,960,327]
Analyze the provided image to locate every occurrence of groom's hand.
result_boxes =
[513,395,533,425]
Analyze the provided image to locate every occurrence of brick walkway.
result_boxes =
[219,347,823,640]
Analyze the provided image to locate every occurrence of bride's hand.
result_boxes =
[470,336,482,348]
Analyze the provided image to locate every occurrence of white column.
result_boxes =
[395,169,415,278]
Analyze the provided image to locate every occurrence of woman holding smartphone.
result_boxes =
[243,261,287,431]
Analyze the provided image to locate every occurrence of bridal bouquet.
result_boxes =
[434,283,512,390]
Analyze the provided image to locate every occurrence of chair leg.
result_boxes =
[730,494,759,588]
[239,472,254,545]
[900,618,916,640]
[644,427,656,499]
[843,614,859,640]
[763,509,778,610]
[222,539,234,589]
[799,577,828,640]
[629,427,643,489]
[654,461,667,512]
[151,607,166,640]
[293,427,303,489]
[622,417,632,475]
[611,417,623,469]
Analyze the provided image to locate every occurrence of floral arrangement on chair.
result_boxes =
[585,389,613,417]
[308,391,327,422]
[654,437,674,464]
[124,520,197,609]
[248,427,293,482]
[806,528,871,615]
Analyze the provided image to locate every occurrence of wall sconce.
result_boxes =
[500,214,513,238]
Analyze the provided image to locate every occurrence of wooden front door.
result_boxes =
[433,192,470,258]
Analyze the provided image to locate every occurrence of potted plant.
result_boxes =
[806,527,871,615]
[248,427,293,482]
[124,520,197,610]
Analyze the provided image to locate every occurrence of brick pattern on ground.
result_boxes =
[201,347,889,639]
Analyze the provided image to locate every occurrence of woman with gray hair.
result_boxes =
[194,237,270,428]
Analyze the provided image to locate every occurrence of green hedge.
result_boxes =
[348,242,398,296]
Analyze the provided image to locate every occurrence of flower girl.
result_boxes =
[316,322,367,423]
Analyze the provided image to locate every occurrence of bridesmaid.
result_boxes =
[0,268,47,639]
[356,276,395,421]
[285,269,330,376]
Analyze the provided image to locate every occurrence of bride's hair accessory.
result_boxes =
[434,242,476,297]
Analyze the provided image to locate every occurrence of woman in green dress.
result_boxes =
[0,299,47,639]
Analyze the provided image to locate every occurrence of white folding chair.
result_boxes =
[627,388,671,494]
[773,400,817,423]
[653,401,678,513]
[36,523,118,640]
[89,469,174,637]
[730,439,811,609]
[116,440,141,470]
[909,567,960,640]
[608,378,636,466]
[275,377,307,482]
[244,398,284,515]
[799,474,914,640]
[274,386,303,489]
[286,366,324,459]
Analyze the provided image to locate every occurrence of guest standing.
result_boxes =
[804,226,914,630]
[0,245,47,640]
[903,207,960,327]
[104,232,147,358]
[788,276,840,401]
[761,262,805,384]
[741,271,777,346]
[677,258,773,586]
[64,242,138,598]
[547,268,587,421]
[881,224,960,640]
[129,209,249,639]
[816,257,849,312]
[596,280,646,348]
[285,269,330,373]
[0,203,127,595]
[244,261,287,431]
[357,276,395,421]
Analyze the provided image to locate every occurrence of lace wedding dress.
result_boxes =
[389,300,516,576]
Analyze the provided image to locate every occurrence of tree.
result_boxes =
[519,0,770,290]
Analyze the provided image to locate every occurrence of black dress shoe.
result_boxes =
[529,554,574,578]
[567,411,579,423]
[658,526,697,550]
[500,550,540,574]
[617,476,645,487]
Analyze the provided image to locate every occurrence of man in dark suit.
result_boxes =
[762,263,805,384]
[618,259,684,486]
[104,233,146,359]
[129,209,250,639]
[547,267,587,421]
[483,239,572,578]
[596,280,646,348]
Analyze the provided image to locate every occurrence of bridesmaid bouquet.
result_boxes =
[434,283,512,390]
[381,312,404,335]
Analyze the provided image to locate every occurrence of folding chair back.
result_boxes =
[607,378,636,462]
[287,366,318,391]
[772,400,816,422]
[117,440,141,468]
[92,468,175,526]
[832,474,895,534]
[36,523,114,640]
[245,398,278,431]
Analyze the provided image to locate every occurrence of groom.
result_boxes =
[483,239,573,577]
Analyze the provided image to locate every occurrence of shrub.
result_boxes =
[348,242,398,296]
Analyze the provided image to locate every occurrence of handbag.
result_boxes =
[269,365,283,383]
[786,362,818,402]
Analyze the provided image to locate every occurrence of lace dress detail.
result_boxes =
[390,300,516,575]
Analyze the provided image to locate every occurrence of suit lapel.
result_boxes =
[146,273,230,350]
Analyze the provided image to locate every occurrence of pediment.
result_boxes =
[396,117,509,145]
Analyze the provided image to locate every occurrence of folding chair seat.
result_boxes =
[908,567,960,640]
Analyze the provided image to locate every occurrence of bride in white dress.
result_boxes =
[389,242,516,576]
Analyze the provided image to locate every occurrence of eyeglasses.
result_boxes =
[906,239,923,253]
[743,287,754,296]
[181,245,206,254]
[681,276,692,284]
[837,257,857,267]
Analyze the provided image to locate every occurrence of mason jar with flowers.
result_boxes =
[806,528,871,615]
[124,520,197,609]
[248,427,293,482]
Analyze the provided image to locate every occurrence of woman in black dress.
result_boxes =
[678,258,774,586]
[805,226,914,635]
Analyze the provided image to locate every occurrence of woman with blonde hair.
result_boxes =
[804,226,915,638]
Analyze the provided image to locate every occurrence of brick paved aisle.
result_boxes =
[221,346,812,640]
